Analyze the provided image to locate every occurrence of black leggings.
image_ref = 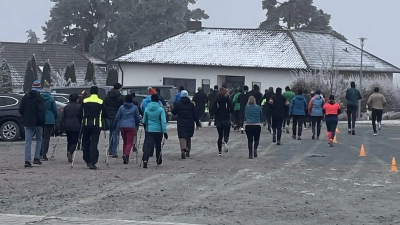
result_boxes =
[347,104,358,129]
[245,125,261,152]
[325,118,338,140]
[142,132,163,164]
[66,131,80,155]
[371,108,383,132]
[272,117,284,141]
[217,121,231,152]
[311,116,323,137]
[292,115,305,137]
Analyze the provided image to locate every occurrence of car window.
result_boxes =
[0,96,18,107]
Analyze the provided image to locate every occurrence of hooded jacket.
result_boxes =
[239,91,252,111]
[250,89,263,106]
[289,95,308,116]
[207,89,218,107]
[19,90,46,127]
[269,92,288,118]
[104,89,124,119]
[142,102,167,133]
[172,97,200,138]
[113,102,140,129]
[308,94,325,116]
[192,89,208,110]
[63,102,81,132]
[346,87,362,106]
[141,95,162,113]
[41,92,58,125]
[210,88,233,124]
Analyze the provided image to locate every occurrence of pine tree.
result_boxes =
[31,54,38,80]
[41,62,52,87]
[106,67,118,86]
[0,60,13,93]
[23,60,35,93]
[64,64,71,86]
[85,61,95,84]
[70,62,76,83]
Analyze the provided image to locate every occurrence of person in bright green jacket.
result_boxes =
[232,89,242,131]
[282,86,295,133]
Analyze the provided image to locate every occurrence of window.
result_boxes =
[202,79,210,94]
[0,96,18,107]
[252,82,261,90]
[164,78,196,96]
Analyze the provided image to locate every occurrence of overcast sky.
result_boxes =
[1,0,399,80]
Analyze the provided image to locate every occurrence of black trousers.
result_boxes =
[217,121,231,152]
[41,124,54,157]
[66,131,80,155]
[311,116,323,137]
[82,127,101,165]
[347,104,358,129]
[326,118,338,140]
[238,109,245,128]
[233,110,240,127]
[371,108,383,132]
[292,115,305,136]
[272,117,284,141]
[245,125,261,153]
[196,107,205,122]
[142,132,163,164]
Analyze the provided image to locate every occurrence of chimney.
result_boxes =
[187,21,202,32]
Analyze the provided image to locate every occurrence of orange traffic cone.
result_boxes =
[333,135,337,143]
[336,128,340,133]
[391,157,398,172]
[359,144,366,156]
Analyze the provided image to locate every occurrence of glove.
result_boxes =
[164,133,168,140]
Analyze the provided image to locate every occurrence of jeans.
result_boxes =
[121,127,136,157]
[41,124,53,157]
[371,108,383,133]
[142,132,163,164]
[311,116,323,137]
[24,126,43,162]
[66,131,80,155]
[347,104,358,129]
[292,115,305,137]
[272,117,284,141]
[245,125,261,153]
[325,117,338,140]
[106,118,120,156]
[217,121,231,152]
[82,127,101,165]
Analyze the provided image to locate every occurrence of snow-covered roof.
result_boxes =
[114,28,400,73]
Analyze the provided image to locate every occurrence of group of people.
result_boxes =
[19,79,387,168]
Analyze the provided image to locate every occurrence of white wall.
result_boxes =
[119,63,294,91]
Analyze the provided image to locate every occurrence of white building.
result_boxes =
[112,23,400,95]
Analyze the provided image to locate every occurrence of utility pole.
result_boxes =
[358,37,366,119]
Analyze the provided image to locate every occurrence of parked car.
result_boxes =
[51,86,113,99]
[121,85,178,105]
[0,93,66,141]
[133,94,172,122]
[52,93,70,104]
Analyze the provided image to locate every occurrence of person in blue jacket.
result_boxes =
[289,89,308,140]
[245,96,263,159]
[40,81,57,161]
[113,94,140,164]
[173,86,185,103]
[308,90,325,140]
[141,94,168,168]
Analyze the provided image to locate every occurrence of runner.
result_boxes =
[192,87,208,123]
[238,86,252,134]
[308,90,325,140]
[367,87,386,136]
[261,87,274,132]
[269,88,289,145]
[289,89,308,140]
[323,95,341,147]
[207,85,219,126]
[245,96,262,159]
[282,86,295,133]
[346,81,362,135]
[232,88,242,131]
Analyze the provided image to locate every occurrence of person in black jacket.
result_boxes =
[263,87,275,132]
[172,90,201,159]
[63,93,82,163]
[210,87,233,156]
[18,80,46,168]
[238,85,252,134]
[79,86,109,170]
[250,84,263,106]
[192,87,208,123]
[269,87,289,145]
[104,83,124,158]
[207,85,219,126]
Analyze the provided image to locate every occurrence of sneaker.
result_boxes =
[272,135,276,143]
[253,151,258,158]
[249,153,253,159]
[312,134,315,140]
[86,163,90,168]
[208,120,212,126]
[277,141,281,145]
[41,155,48,161]
[223,142,229,153]
[240,128,244,134]
[218,152,222,156]
[112,155,118,158]
[292,135,296,139]
[373,132,377,136]
[181,150,186,159]
[268,127,271,133]
[304,127,307,130]
[348,129,351,134]
[33,158,42,165]
[286,127,289,133]
[378,122,382,131]
[329,139,333,147]
[67,152,72,163]
[24,161,32,168]
[88,164,97,170]
[352,130,355,135]
[132,146,138,153]
[297,136,301,140]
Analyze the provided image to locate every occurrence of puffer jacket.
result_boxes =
[245,104,263,123]
[104,89,124,119]
[308,95,325,116]
[142,102,167,133]
[172,97,200,138]
[41,92,57,125]
[63,102,81,132]
[289,95,308,116]
[19,90,46,127]
[113,102,140,129]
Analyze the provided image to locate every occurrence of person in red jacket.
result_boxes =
[323,95,341,147]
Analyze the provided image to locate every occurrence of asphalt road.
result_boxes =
[0,122,399,225]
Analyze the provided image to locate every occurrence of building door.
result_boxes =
[224,76,245,90]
